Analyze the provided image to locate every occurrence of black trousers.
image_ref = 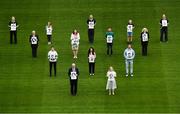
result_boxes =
[10,31,17,44]
[47,35,52,42]
[160,27,168,42]
[142,42,148,56]
[89,63,95,74]
[88,29,94,44]
[31,44,38,57]
[49,62,57,76]
[107,43,113,55]
[70,79,78,95]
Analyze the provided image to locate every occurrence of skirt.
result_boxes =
[106,80,117,90]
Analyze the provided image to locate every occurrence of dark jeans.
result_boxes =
[31,44,38,57]
[49,62,57,76]
[160,27,168,42]
[70,79,78,95]
[142,42,148,56]
[89,63,95,74]
[47,35,52,42]
[107,43,113,55]
[88,29,94,44]
[10,31,17,44]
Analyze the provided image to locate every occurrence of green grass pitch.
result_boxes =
[0,0,180,113]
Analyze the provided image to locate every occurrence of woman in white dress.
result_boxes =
[70,29,80,59]
[106,66,117,95]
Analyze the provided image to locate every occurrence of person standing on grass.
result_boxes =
[48,46,58,77]
[29,30,39,58]
[68,63,79,96]
[8,16,19,44]
[46,22,53,45]
[124,44,135,77]
[106,27,114,55]
[106,66,117,95]
[71,29,80,59]
[87,14,96,44]
[160,14,169,42]
[88,47,96,76]
[141,28,149,56]
[127,19,134,44]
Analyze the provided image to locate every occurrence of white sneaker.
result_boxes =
[131,74,134,77]
[126,74,128,77]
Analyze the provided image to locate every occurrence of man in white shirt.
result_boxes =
[29,30,39,57]
[87,14,96,44]
[48,46,58,77]
[124,44,135,77]
[68,63,79,96]
[8,16,19,44]
[160,14,169,42]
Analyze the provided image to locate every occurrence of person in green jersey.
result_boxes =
[105,27,114,55]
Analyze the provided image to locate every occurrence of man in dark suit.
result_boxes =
[29,30,39,57]
[8,16,19,44]
[87,14,96,44]
[160,14,169,42]
[141,28,149,56]
[68,63,79,96]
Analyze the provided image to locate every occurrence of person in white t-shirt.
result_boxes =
[70,29,80,59]
[48,46,58,77]
[160,14,169,42]
[106,66,117,95]
[88,47,96,76]
[127,19,135,43]
[46,22,53,45]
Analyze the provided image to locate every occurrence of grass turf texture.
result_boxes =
[0,0,180,113]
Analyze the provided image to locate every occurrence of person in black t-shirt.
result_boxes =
[68,63,79,96]
[160,14,169,42]
[8,16,19,44]
[29,30,39,57]
[87,14,96,44]
[140,28,149,56]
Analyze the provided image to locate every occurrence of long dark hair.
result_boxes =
[88,47,95,56]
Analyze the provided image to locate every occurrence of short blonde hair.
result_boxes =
[142,28,148,32]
